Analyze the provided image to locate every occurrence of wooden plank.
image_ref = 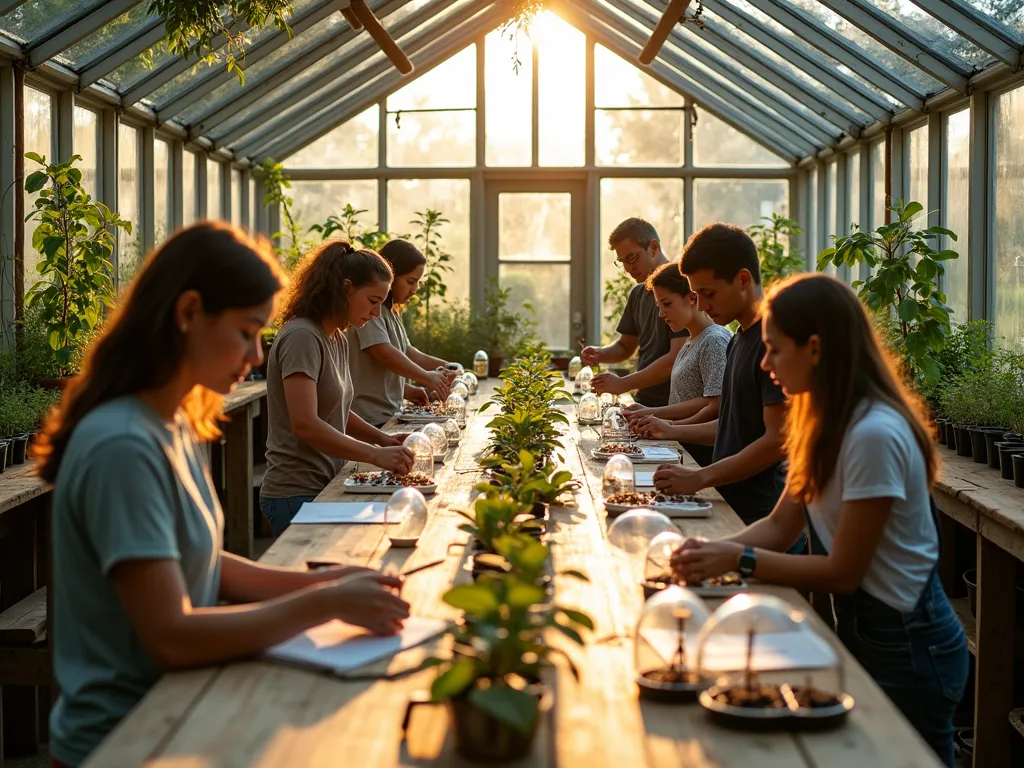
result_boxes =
[222,402,254,558]
[0,586,46,645]
[0,460,49,517]
[937,447,1024,539]
[223,381,267,413]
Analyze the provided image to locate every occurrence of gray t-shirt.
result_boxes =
[347,308,410,427]
[50,397,223,767]
[617,279,687,407]
[263,318,354,498]
[669,324,732,405]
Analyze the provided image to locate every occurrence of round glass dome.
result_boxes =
[473,350,489,377]
[461,371,479,394]
[444,418,461,444]
[600,392,616,410]
[420,422,448,457]
[386,487,429,547]
[578,392,601,423]
[444,361,464,373]
[642,531,686,597]
[446,393,467,422]
[607,508,677,582]
[601,406,629,441]
[568,356,583,380]
[634,585,712,701]
[575,366,594,394]
[602,453,635,498]
[451,379,470,399]
[402,433,435,478]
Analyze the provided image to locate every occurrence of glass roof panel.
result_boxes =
[103,43,177,91]
[595,42,683,108]
[0,0,107,45]
[958,1,1024,37]
[860,0,991,68]
[57,4,159,69]
[786,0,944,94]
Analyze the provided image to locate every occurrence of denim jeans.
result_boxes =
[832,572,968,768]
[259,494,316,536]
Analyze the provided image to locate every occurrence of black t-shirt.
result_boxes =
[712,318,787,524]
[617,282,687,407]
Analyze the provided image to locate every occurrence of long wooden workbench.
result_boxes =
[86,381,942,767]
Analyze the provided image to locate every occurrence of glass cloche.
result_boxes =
[461,371,479,394]
[642,531,686,598]
[602,453,635,498]
[600,392,616,410]
[385,487,429,547]
[601,406,630,441]
[634,585,712,701]
[446,392,467,424]
[578,392,601,423]
[575,366,594,395]
[618,392,635,408]
[568,355,583,380]
[695,594,853,728]
[607,508,677,582]
[444,418,461,444]
[420,422,448,457]
[451,379,470,399]
[402,433,435,478]
[473,350,489,377]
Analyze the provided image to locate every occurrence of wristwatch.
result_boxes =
[737,546,757,577]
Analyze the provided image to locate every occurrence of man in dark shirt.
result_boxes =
[653,223,787,525]
[584,217,686,408]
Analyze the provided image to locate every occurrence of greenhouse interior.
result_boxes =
[0,1,1023,767]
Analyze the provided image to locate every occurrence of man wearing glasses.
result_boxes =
[583,218,686,407]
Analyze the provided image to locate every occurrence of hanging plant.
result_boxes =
[500,0,545,73]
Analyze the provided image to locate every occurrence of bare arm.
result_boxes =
[698,402,786,487]
[366,343,450,399]
[616,336,686,391]
[584,335,638,366]
[347,411,399,446]
[662,418,719,446]
[675,396,720,426]
[407,346,447,370]
[219,552,383,604]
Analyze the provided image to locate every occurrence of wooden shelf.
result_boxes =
[951,597,977,656]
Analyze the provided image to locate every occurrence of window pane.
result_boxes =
[536,13,584,166]
[808,168,818,258]
[58,5,159,69]
[860,0,990,68]
[599,178,683,339]
[905,125,928,213]
[596,109,684,167]
[693,179,788,233]
[485,28,531,166]
[388,45,475,111]
[118,124,140,284]
[207,158,221,220]
[231,169,242,226]
[289,180,378,239]
[943,109,969,324]
[387,179,471,303]
[24,87,52,295]
[848,153,861,233]
[499,193,571,262]
[693,110,788,168]
[825,159,837,275]
[993,86,1024,346]
[154,139,170,245]
[183,152,196,227]
[595,43,684,108]
[249,178,256,233]
[500,263,570,348]
[958,1,1024,36]
[871,140,886,230]
[0,0,107,44]
[73,107,98,198]
[386,110,474,167]
[284,105,379,170]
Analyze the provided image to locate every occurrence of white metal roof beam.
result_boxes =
[749,0,925,110]
[694,0,892,119]
[232,1,492,154]
[251,4,507,162]
[182,0,441,135]
[77,18,165,88]
[814,0,971,93]
[908,0,1022,67]
[562,1,806,160]
[26,0,144,68]
[593,0,837,145]
[157,0,397,118]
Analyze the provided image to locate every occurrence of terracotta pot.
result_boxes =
[488,355,505,378]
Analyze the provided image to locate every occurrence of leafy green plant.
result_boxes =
[0,304,97,382]
[407,209,453,335]
[939,347,1024,428]
[477,449,579,507]
[817,199,960,387]
[603,270,634,330]
[24,153,130,376]
[309,204,392,252]
[922,320,994,414]
[456,493,545,554]
[748,213,804,288]
[0,381,60,435]
[259,158,306,270]
[475,279,539,360]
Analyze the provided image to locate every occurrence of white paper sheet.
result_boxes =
[291,502,396,525]
[639,628,835,672]
[635,471,656,488]
[639,446,682,463]
[266,617,447,673]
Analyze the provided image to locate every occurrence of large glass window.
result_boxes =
[183,151,197,227]
[485,28,531,166]
[249,178,256,233]
[870,140,886,230]
[693,180,788,234]
[73,107,99,198]
[807,168,818,263]
[693,109,788,169]
[535,13,584,166]
[387,46,475,168]
[943,110,970,324]
[905,125,929,213]
[290,180,379,238]
[231,169,242,226]
[154,139,170,245]
[992,87,1024,345]
[824,159,837,275]
[207,158,222,220]
[284,106,379,170]
[848,152,861,233]
[387,179,471,303]
[117,123,141,284]
[23,87,52,295]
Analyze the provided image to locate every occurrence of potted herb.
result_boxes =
[0,382,58,466]
[24,152,130,383]
[456,493,545,578]
[477,449,579,518]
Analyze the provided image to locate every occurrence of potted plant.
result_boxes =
[477,449,579,518]
[456,493,546,578]
[748,213,805,288]
[0,382,58,466]
[473,280,539,376]
[24,152,130,384]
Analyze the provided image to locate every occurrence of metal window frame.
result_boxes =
[26,0,143,69]
[909,0,1022,67]
[77,17,165,89]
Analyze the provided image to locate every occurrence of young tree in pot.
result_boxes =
[456,493,546,575]
[24,153,130,381]
[477,450,579,517]
[472,280,539,375]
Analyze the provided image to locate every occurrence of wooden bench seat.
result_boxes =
[0,588,46,647]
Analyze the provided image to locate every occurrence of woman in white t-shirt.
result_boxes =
[672,273,967,767]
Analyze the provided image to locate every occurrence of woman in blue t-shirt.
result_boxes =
[38,223,410,768]
[672,273,967,767]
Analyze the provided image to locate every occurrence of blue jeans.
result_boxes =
[259,494,316,536]
[832,572,968,768]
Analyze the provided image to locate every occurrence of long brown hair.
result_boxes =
[379,239,425,310]
[764,273,938,503]
[280,240,392,328]
[36,222,284,484]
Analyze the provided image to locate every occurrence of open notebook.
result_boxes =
[290,502,395,525]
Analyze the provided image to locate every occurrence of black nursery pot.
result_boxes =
[955,426,975,457]
[963,569,977,618]
[0,441,9,474]
[530,501,549,519]
[969,428,991,464]
[986,432,1021,470]
[934,418,948,446]
[10,434,28,465]
[1013,454,1024,490]
[447,686,546,763]
[944,421,958,449]
[997,444,1024,480]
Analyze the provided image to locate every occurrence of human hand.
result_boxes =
[389,433,411,446]
[670,540,743,584]
[374,445,415,474]
[636,415,671,438]
[652,464,706,495]
[438,368,460,384]
[326,571,410,636]
[405,385,430,405]
[423,371,451,402]
[623,405,651,421]
[581,346,603,367]
[592,372,625,395]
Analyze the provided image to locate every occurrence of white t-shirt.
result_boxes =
[806,400,938,612]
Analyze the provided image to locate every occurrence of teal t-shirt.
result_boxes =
[49,397,223,767]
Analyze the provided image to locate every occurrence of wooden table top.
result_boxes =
[86,380,942,767]
[223,380,267,413]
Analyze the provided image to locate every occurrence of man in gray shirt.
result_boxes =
[584,217,687,407]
